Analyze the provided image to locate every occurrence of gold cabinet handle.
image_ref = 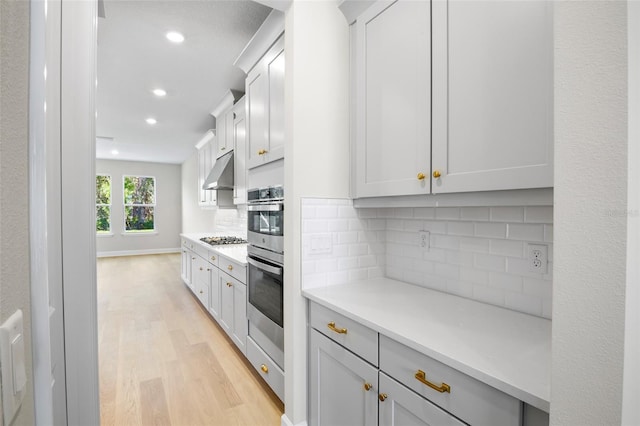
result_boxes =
[417,172,426,180]
[379,393,387,402]
[433,170,442,178]
[211,256,216,261]
[207,268,211,272]
[327,322,347,335]
[415,370,450,393]
[258,149,268,155]
[261,364,269,374]
[364,383,372,391]
[226,282,232,287]
[199,290,203,294]
[227,265,233,271]
[221,147,226,150]
[192,257,196,260]
[199,267,203,271]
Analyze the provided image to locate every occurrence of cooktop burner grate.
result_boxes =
[200,236,248,246]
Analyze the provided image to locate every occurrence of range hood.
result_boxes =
[203,150,234,190]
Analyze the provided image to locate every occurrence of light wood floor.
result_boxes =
[98,254,284,426]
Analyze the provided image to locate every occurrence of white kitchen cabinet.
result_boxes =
[232,98,247,204]
[181,241,192,286]
[196,131,217,207]
[309,329,378,426]
[207,257,221,321]
[246,35,285,170]
[220,272,247,355]
[193,256,210,307]
[211,90,244,160]
[431,0,553,193]
[350,0,553,198]
[378,373,465,426]
[353,0,430,198]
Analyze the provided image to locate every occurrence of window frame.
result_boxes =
[122,174,157,233]
[96,174,112,235]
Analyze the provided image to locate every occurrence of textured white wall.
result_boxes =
[96,159,182,255]
[0,0,36,423]
[552,2,627,425]
[623,2,640,423]
[283,1,351,424]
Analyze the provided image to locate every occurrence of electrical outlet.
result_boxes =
[527,243,548,274]
[418,231,430,251]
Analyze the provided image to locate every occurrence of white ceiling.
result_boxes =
[96,0,272,164]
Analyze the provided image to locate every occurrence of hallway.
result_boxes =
[97,254,284,425]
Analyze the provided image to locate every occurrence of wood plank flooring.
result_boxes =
[98,254,284,426]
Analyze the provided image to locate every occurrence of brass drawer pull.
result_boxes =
[364,383,372,391]
[261,364,269,374]
[327,322,347,335]
[379,393,387,402]
[199,267,203,271]
[227,265,233,271]
[226,282,232,287]
[211,256,216,261]
[415,370,450,393]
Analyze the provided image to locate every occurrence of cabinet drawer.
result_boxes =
[246,336,284,401]
[219,255,246,283]
[192,242,209,260]
[379,335,521,426]
[309,302,378,366]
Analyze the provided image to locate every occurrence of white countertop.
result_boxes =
[180,233,248,265]
[303,278,551,412]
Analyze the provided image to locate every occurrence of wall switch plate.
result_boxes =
[527,243,548,274]
[419,231,430,251]
[310,234,333,254]
[0,309,26,426]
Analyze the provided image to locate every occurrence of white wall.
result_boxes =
[552,3,628,425]
[0,1,36,424]
[96,159,182,256]
[623,1,640,423]
[180,150,248,235]
[283,1,350,424]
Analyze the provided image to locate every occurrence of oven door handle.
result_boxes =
[247,204,284,212]
[247,257,283,276]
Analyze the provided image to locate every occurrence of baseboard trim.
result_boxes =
[281,414,307,426]
[96,248,180,258]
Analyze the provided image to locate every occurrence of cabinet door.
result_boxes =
[354,0,431,198]
[431,0,553,193]
[181,249,191,285]
[208,265,221,320]
[197,145,208,206]
[187,253,197,291]
[233,99,247,204]
[379,373,466,426]
[193,257,210,306]
[219,273,234,335]
[246,35,285,170]
[309,330,378,426]
[231,281,247,354]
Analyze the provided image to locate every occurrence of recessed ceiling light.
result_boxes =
[146,118,157,125]
[166,31,184,43]
[153,88,167,97]
[111,150,119,155]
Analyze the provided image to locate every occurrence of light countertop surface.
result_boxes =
[180,233,248,265]
[303,278,551,412]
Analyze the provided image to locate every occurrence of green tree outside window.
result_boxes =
[123,176,156,231]
[96,175,111,233]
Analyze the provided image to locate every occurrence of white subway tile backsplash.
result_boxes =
[490,207,524,222]
[525,206,554,223]
[507,223,545,241]
[413,207,435,219]
[475,222,507,239]
[435,207,461,220]
[474,253,506,272]
[460,207,490,221]
[447,221,475,236]
[490,239,524,257]
[301,197,553,319]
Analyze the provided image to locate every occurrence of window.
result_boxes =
[123,175,156,232]
[96,175,112,233]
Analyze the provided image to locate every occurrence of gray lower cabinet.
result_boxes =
[309,329,378,426]
[378,373,465,426]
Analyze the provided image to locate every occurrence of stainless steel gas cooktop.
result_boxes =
[200,236,247,246]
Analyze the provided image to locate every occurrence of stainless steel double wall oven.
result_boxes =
[246,186,284,369]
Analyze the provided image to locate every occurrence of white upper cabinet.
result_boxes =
[233,98,247,205]
[431,0,553,193]
[354,0,431,198]
[211,90,243,160]
[196,131,217,206]
[246,35,285,170]
[350,0,553,199]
